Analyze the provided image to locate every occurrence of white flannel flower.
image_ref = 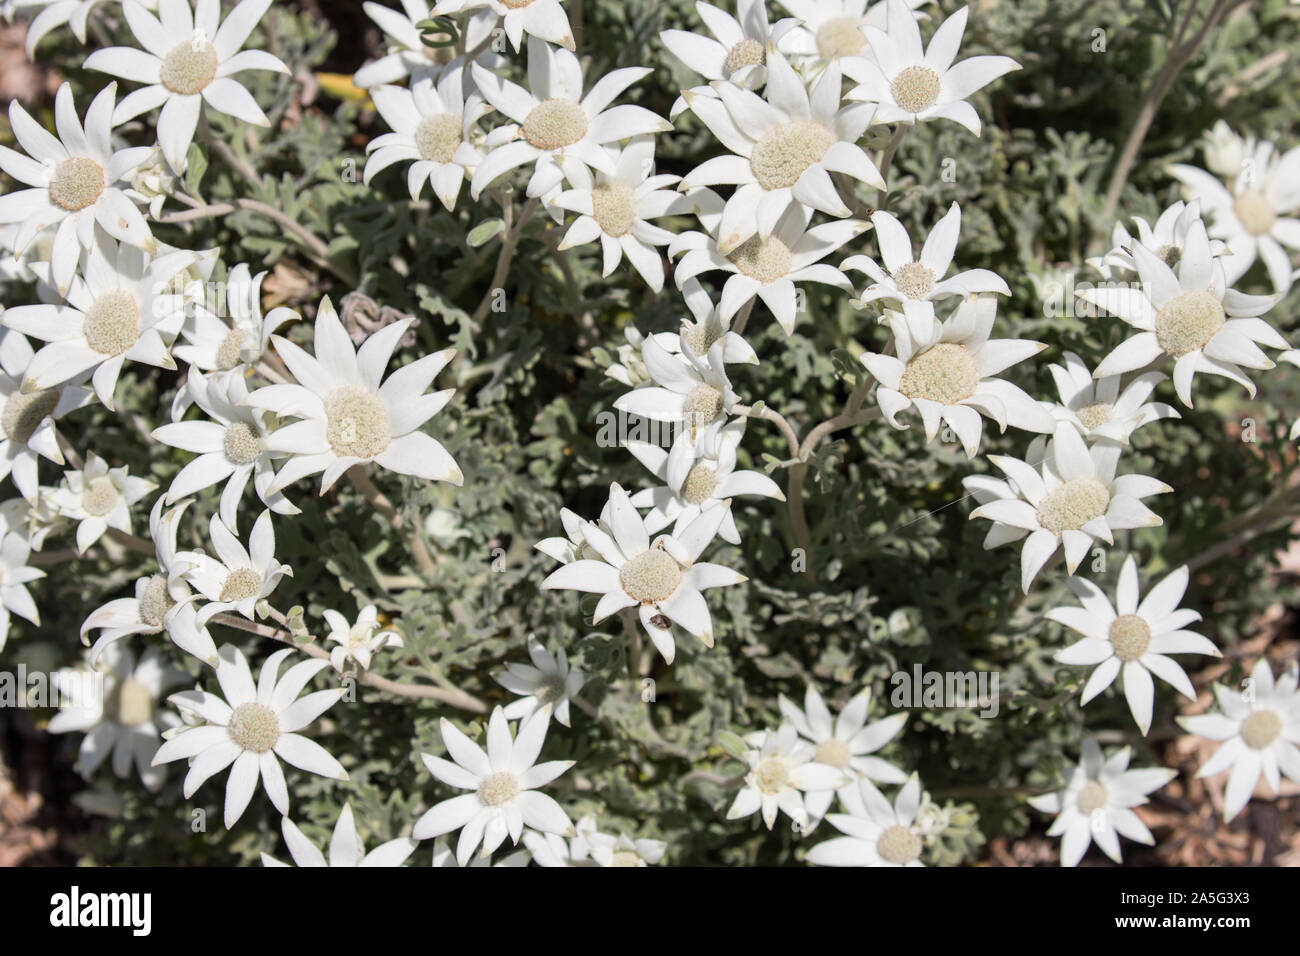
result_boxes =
[496,635,584,728]
[172,263,297,375]
[1178,658,1300,822]
[152,369,297,530]
[178,510,291,626]
[1092,199,1224,280]
[806,774,927,866]
[153,645,349,829]
[121,145,176,218]
[628,418,783,545]
[662,0,797,115]
[541,483,747,664]
[1041,351,1177,445]
[366,61,491,211]
[0,82,154,296]
[1048,556,1219,735]
[1027,737,1175,867]
[728,724,849,830]
[0,531,43,650]
[533,506,601,565]
[614,337,737,450]
[47,643,185,791]
[776,0,929,70]
[49,452,154,554]
[261,805,417,867]
[323,604,404,672]
[554,138,692,293]
[966,424,1171,592]
[248,296,461,495]
[1170,140,1300,292]
[469,37,672,203]
[432,0,576,53]
[522,814,600,866]
[1080,221,1287,407]
[85,0,290,172]
[779,684,908,821]
[586,830,667,867]
[861,297,1052,458]
[678,52,882,252]
[845,0,1019,135]
[1199,119,1247,178]
[645,279,760,368]
[603,326,651,387]
[413,707,575,865]
[354,0,441,88]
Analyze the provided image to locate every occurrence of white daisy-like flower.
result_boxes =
[806,774,927,866]
[354,0,441,88]
[261,804,417,867]
[775,0,926,70]
[496,635,584,728]
[844,0,1019,135]
[678,52,882,251]
[247,296,461,496]
[553,138,692,293]
[1027,737,1175,867]
[671,195,864,333]
[1048,556,1219,735]
[85,0,290,172]
[152,368,297,530]
[366,61,493,211]
[0,331,92,503]
[645,279,760,368]
[2,235,193,410]
[413,706,575,865]
[0,531,43,651]
[779,684,908,821]
[586,829,667,867]
[521,813,599,866]
[1041,351,1178,445]
[153,645,349,829]
[662,0,796,115]
[727,724,849,830]
[1078,220,1288,407]
[966,424,1171,592]
[178,510,291,627]
[1170,141,1300,292]
[627,417,784,545]
[860,297,1053,458]
[172,263,297,375]
[469,37,673,203]
[49,452,154,554]
[541,482,746,664]
[614,337,738,449]
[121,145,177,218]
[603,326,651,387]
[1092,199,1225,280]
[47,643,185,791]
[0,82,155,296]
[22,0,159,55]
[322,604,404,673]
[1199,119,1247,178]
[432,0,576,53]
[842,203,1010,325]
[533,506,603,565]
[1178,658,1300,822]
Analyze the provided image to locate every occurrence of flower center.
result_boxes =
[754,756,789,794]
[1108,613,1151,662]
[681,462,718,505]
[2,388,59,444]
[48,156,105,212]
[1076,780,1108,815]
[750,120,835,190]
[414,113,463,164]
[160,38,219,95]
[106,676,154,727]
[227,702,280,754]
[1035,477,1111,534]
[216,327,249,370]
[82,476,120,516]
[223,421,264,465]
[610,849,641,867]
[724,37,765,74]
[685,383,724,428]
[1240,709,1282,750]
[727,234,792,283]
[876,824,922,864]
[138,573,174,628]
[478,770,520,806]
[521,98,588,151]
[219,567,262,602]
[591,183,637,236]
[681,319,723,357]
[893,261,936,299]
[890,65,942,114]
[897,343,980,406]
[1154,244,1182,268]
[534,675,567,705]
[1076,402,1112,431]
[619,549,683,604]
[1233,189,1275,236]
[1154,290,1225,358]
[83,289,141,356]
[501,0,536,7]
[816,16,867,58]
[813,737,851,769]
[324,385,392,459]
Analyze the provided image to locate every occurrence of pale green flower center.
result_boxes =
[82,476,120,516]
[160,39,219,96]
[1155,290,1225,358]
[727,234,792,283]
[591,183,638,237]
[1108,613,1151,662]
[724,37,765,74]
[877,824,922,864]
[1035,477,1110,534]
[1155,244,1181,269]
[216,327,249,370]
[1240,709,1282,750]
[223,421,264,465]
[219,567,262,603]
[681,462,718,505]
[324,385,392,459]
[816,16,867,58]
[138,573,174,628]
[227,702,280,754]
[48,156,105,212]
[814,737,851,769]
[897,343,980,406]
[84,289,141,356]
[1233,189,1275,236]
[415,113,463,164]
[2,388,59,444]
[1076,402,1112,431]
[610,849,641,867]
[619,549,682,604]
[893,261,936,299]
[522,98,588,151]
[478,770,520,806]
[750,120,835,190]
[106,676,154,727]
[754,755,789,794]
[681,319,723,357]
[534,675,567,705]
[686,383,724,428]
[501,0,537,8]
[1076,780,1108,815]
[891,65,942,114]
